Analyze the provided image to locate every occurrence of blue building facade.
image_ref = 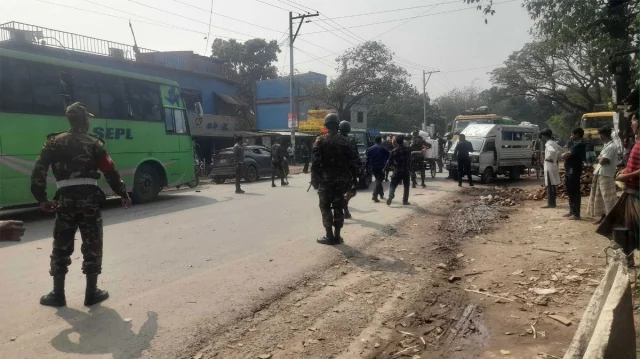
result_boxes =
[255,72,327,130]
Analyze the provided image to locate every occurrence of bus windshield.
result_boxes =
[0,49,195,208]
[349,132,368,154]
[454,119,492,132]
[581,116,613,129]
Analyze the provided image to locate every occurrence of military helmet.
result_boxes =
[324,113,339,126]
[339,120,351,134]
[65,102,94,119]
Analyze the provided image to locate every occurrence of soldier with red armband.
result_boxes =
[31,102,131,308]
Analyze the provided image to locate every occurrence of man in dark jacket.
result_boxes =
[453,134,474,187]
[271,138,288,187]
[384,135,412,206]
[367,136,390,202]
[562,127,587,220]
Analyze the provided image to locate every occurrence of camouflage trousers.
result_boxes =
[410,158,425,185]
[272,161,286,181]
[50,189,104,276]
[318,180,350,229]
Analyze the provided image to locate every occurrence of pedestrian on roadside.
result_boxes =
[453,134,474,187]
[409,130,428,188]
[435,133,446,173]
[302,144,310,173]
[384,135,412,206]
[444,133,454,179]
[233,135,245,194]
[0,220,25,242]
[270,137,288,187]
[367,136,390,202]
[339,120,357,219]
[382,136,394,182]
[31,102,131,308]
[311,114,358,245]
[587,127,619,224]
[540,129,563,209]
[561,128,586,220]
[287,144,295,165]
[597,112,640,258]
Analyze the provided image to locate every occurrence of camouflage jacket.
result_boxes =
[271,143,285,163]
[410,137,427,152]
[311,132,358,183]
[30,130,127,203]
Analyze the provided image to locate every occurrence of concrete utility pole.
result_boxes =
[289,11,318,151]
[422,69,439,131]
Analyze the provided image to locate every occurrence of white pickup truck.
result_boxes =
[445,124,538,184]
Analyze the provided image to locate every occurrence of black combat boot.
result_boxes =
[317,227,337,245]
[281,180,289,186]
[40,275,66,307]
[84,274,110,306]
[344,207,352,219]
[334,227,344,244]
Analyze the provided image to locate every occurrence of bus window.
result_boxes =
[174,110,187,134]
[29,63,63,115]
[164,108,175,132]
[96,75,127,120]
[0,57,32,113]
[71,70,101,117]
[125,80,162,122]
[502,132,512,141]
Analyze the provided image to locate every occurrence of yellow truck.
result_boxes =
[580,112,616,155]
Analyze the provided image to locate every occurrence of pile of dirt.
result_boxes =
[464,186,528,207]
[438,201,504,234]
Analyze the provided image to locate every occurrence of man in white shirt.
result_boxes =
[540,129,563,208]
[587,127,619,224]
[287,145,295,165]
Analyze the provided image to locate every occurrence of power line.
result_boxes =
[35,0,226,39]
[301,0,518,35]
[277,0,308,14]
[441,63,502,73]
[294,47,335,68]
[255,0,300,14]
[128,0,264,38]
[203,0,214,55]
[166,0,283,33]
[330,0,462,20]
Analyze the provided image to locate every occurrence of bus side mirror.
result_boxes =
[195,102,204,118]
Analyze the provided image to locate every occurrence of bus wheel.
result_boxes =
[133,164,161,204]
[481,167,493,184]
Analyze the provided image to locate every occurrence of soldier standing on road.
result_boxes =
[367,136,390,202]
[409,130,428,188]
[233,135,245,194]
[382,136,394,182]
[435,133,446,173]
[384,135,412,206]
[271,137,289,187]
[339,120,358,219]
[31,102,131,307]
[311,114,358,245]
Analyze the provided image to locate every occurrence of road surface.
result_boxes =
[0,174,459,359]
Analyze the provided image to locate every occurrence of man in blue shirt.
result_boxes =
[367,136,390,202]
[453,134,475,187]
[562,128,586,220]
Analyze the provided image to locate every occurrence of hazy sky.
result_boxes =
[1,0,534,98]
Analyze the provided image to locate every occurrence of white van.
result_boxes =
[445,124,538,183]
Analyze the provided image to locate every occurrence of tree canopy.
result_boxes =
[306,41,410,121]
[211,38,281,129]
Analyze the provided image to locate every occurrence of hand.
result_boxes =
[39,201,58,213]
[616,173,629,182]
[0,220,25,242]
[121,196,132,209]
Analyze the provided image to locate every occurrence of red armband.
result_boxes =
[98,153,116,171]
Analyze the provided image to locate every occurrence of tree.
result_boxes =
[211,38,281,129]
[368,85,447,133]
[432,86,484,120]
[478,86,559,127]
[546,114,575,143]
[490,40,611,114]
[306,41,410,121]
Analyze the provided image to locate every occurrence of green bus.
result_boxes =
[0,48,195,207]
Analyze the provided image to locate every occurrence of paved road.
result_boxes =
[0,174,459,359]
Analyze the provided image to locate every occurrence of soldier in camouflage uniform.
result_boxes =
[270,137,288,187]
[31,102,132,307]
[339,120,358,219]
[409,130,428,188]
[311,114,358,245]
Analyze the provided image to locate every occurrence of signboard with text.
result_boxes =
[299,109,332,133]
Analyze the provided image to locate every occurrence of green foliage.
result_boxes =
[546,114,576,143]
[433,86,485,120]
[479,86,559,127]
[212,38,281,129]
[305,41,410,121]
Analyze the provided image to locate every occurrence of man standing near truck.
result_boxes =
[367,136,390,202]
[540,129,563,209]
[562,128,586,220]
[409,130,427,188]
[453,134,474,187]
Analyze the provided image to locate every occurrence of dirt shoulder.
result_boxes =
[182,182,608,359]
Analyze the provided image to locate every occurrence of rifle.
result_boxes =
[307,181,313,192]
